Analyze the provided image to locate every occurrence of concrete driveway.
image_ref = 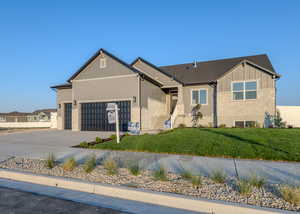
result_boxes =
[0,129,113,162]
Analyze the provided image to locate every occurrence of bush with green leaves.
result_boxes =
[110,134,117,140]
[95,137,103,144]
[46,153,55,169]
[128,162,141,176]
[103,159,118,175]
[153,166,168,181]
[248,174,265,188]
[79,141,89,148]
[83,155,97,173]
[280,185,300,206]
[177,123,186,129]
[237,179,252,196]
[181,170,192,180]
[63,157,77,171]
[210,170,227,183]
[191,176,202,188]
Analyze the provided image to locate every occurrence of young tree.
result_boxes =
[191,104,203,127]
[274,110,286,128]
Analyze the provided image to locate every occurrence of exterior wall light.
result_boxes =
[73,100,77,106]
[133,96,137,103]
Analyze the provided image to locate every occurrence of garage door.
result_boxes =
[81,101,131,131]
[64,103,72,130]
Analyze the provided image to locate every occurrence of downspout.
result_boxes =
[209,81,218,128]
[139,75,142,131]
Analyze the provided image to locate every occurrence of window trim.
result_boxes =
[233,120,257,128]
[190,88,208,106]
[231,80,258,101]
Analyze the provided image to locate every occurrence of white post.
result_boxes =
[115,104,120,143]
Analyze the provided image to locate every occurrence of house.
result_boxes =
[277,106,300,128]
[0,109,56,122]
[51,49,280,132]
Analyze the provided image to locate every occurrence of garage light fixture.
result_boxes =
[133,96,136,103]
[73,100,77,106]
[58,104,61,109]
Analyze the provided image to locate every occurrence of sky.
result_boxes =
[0,0,299,112]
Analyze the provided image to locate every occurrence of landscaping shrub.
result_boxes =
[280,186,300,206]
[218,124,226,128]
[128,162,141,176]
[153,166,168,181]
[79,141,89,148]
[248,174,265,188]
[83,155,97,173]
[210,170,227,183]
[237,179,252,196]
[191,176,202,188]
[177,123,186,128]
[110,134,117,140]
[95,137,103,144]
[103,159,118,175]
[63,157,77,171]
[124,133,130,136]
[46,153,55,169]
[180,170,193,180]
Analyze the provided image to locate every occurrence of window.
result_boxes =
[191,89,207,105]
[100,58,106,68]
[235,121,245,128]
[234,121,256,128]
[232,81,257,100]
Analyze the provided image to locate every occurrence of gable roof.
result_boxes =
[67,48,139,83]
[159,54,280,85]
[131,57,183,85]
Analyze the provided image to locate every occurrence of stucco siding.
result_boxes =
[72,75,140,131]
[180,84,213,127]
[140,79,168,130]
[74,53,134,80]
[133,61,180,87]
[217,63,276,127]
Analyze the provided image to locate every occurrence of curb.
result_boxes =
[0,169,293,214]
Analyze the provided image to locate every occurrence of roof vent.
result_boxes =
[193,60,197,68]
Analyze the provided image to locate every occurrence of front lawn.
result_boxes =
[91,128,300,162]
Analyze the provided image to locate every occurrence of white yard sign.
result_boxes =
[106,103,120,143]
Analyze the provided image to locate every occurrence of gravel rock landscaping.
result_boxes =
[0,157,299,212]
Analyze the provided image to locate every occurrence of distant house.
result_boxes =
[277,106,300,128]
[51,49,280,131]
[0,109,56,122]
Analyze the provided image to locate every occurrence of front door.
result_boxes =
[64,103,72,130]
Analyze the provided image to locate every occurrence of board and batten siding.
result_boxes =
[74,52,134,80]
[133,60,180,87]
[217,63,276,127]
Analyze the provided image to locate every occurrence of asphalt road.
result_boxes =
[0,186,127,214]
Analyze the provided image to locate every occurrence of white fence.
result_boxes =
[277,106,300,128]
[0,112,57,129]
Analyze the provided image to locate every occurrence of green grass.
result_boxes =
[90,128,300,162]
